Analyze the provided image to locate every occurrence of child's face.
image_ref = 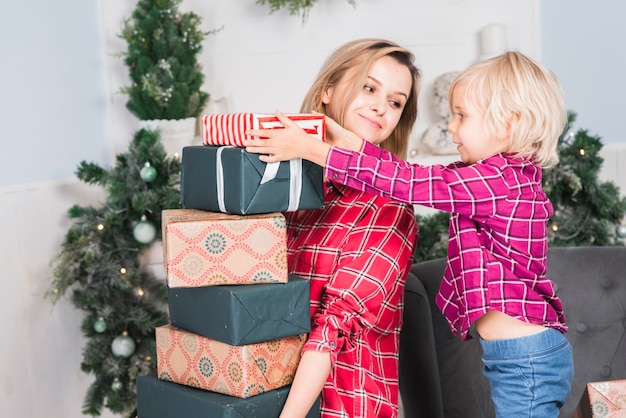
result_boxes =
[448,84,508,164]
[323,55,412,145]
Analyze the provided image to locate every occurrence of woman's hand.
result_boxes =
[244,110,331,167]
[244,110,312,161]
[244,110,364,167]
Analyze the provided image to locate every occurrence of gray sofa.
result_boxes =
[399,246,626,418]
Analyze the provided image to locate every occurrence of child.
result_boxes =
[245,51,574,418]
[273,39,421,418]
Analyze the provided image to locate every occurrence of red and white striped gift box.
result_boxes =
[202,113,325,147]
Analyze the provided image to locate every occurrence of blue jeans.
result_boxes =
[479,328,574,418]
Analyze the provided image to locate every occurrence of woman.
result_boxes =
[278,38,421,418]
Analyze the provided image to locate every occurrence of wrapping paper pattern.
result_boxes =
[575,380,626,418]
[162,209,288,288]
[202,113,325,146]
[156,324,306,398]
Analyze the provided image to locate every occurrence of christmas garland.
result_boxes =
[256,0,357,21]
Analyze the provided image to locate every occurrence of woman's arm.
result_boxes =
[279,350,330,418]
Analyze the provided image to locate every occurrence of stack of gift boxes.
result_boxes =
[136,113,326,418]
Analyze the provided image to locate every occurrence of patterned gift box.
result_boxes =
[168,274,310,345]
[162,209,288,288]
[156,324,306,398]
[180,145,324,215]
[202,113,325,146]
[137,374,320,418]
[574,379,626,418]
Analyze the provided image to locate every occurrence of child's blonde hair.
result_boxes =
[449,51,566,168]
[301,38,422,160]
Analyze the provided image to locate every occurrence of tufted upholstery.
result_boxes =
[400,246,626,418]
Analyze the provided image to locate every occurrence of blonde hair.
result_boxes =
[449,51,566,168]
[301,39,422,159]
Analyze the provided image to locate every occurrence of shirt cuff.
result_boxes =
[303,328,338,353]
[324,145,352,184]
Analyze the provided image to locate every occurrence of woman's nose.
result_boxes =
[370,97,386,114]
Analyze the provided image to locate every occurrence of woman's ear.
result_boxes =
[322,87,333,105]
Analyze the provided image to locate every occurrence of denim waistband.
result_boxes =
[479,328,568,358]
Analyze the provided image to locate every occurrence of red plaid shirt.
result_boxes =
[285,180,417,418]
[326,141,567,341]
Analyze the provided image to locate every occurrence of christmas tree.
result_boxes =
[413,210,449,263]
[46,129,181,417]
[119,0,217,120]
[544,113,626,246]
[414,112,626,263]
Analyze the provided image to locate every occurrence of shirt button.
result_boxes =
[332,173,338,180]
[329,342,336,348]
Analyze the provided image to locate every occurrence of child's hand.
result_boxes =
[244,110,331,166]
[323,114,364,152]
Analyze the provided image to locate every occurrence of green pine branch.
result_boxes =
[545,112,626,246]
[413,210,449,263]
[256,0,357,22]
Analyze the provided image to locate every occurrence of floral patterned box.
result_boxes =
[574,379,626,418]
[155,324,306,399]
[162,209,288,288]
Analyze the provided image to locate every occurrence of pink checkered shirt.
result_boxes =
[325,141,567,341]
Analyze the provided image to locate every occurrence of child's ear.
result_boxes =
[504,112,520,137]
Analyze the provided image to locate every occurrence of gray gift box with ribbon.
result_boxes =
[180,145,324,215]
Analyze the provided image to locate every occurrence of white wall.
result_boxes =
[102,0,543,158]
[1,1,624,417]
[0,1,109,188]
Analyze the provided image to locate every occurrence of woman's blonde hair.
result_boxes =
[301,38,422,159]
[449,51,566,168]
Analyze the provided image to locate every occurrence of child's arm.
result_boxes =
[244,110,363,166]
[279,350,330,418]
